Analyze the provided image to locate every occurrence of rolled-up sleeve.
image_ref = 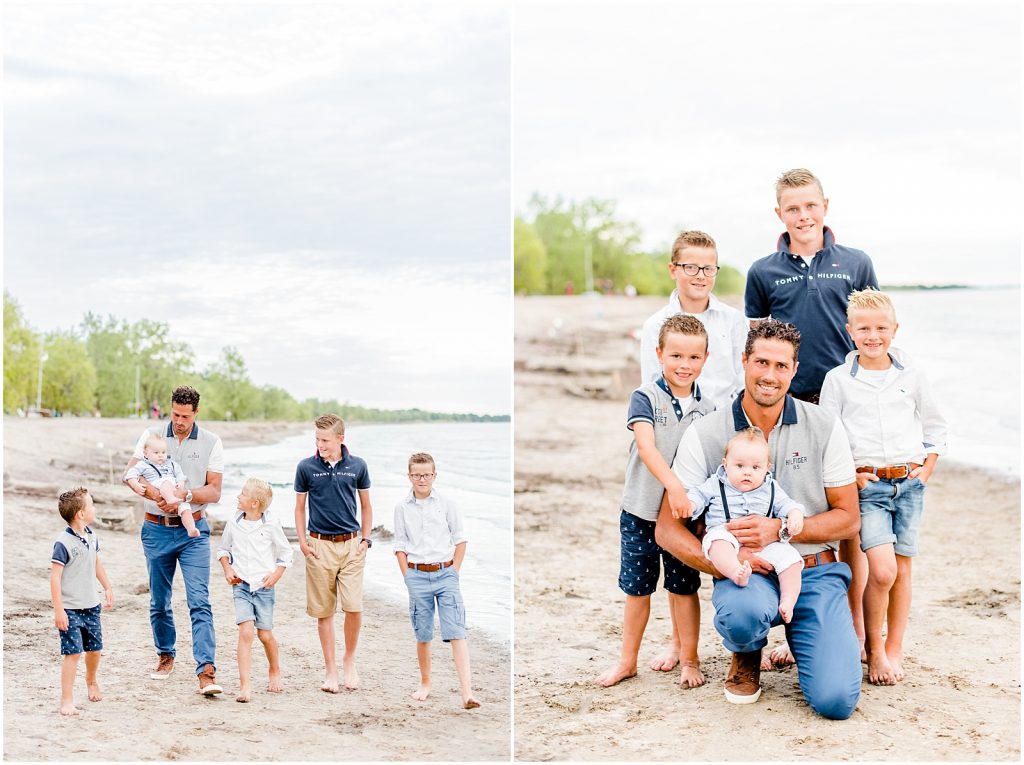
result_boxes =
[392,503,409,554]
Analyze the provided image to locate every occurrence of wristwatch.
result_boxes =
[185,490,193,504]
[361,538,373,549]
[778,517,792,544]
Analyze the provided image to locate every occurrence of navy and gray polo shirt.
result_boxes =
[294,445,371,535]
[620,379,712,522]
[51,526,101,609]
[745,227,878,397]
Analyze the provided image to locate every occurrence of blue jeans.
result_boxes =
[140,518,215,674]
[711,562,861,720]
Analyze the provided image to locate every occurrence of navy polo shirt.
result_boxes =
[294,445,371,535]
[744,227,878,397]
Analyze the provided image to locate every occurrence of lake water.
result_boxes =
[884,287,1019,475]
[205,421,511,644]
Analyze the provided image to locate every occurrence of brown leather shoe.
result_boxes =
[197,664,222,696]
[149,654,174,680]
[724,650,762,704]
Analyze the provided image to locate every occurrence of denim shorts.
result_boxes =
[618,510,701,597]
[58,604,103,655]
[232,582,276,630]
[404,566,466,643]
[858,476,926,556]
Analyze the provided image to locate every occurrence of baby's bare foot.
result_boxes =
[779,600,795,623]
[678,661,705,689]
[867,650,896,685]
[267,673,283,693]
[596,662,637,688]
[411,683,431,701]
[732,561,752,587]
[59,701,80,716]
[649,646,680,672]
[86,680,102,702]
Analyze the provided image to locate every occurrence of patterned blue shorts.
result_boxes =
[618,511,701,597]
[58,605,103,655]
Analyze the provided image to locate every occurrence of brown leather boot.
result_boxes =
[197,664,222,696]
[149,654,174,680]
[724,649,762,704]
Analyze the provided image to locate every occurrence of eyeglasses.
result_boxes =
[671,263,720,277]
[409,473,435,481]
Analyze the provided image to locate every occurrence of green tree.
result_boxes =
[202,346,260,420]
[3,291,41,412]
[41,331,97,414]
[713,265,745,296]
[514,217,548,293]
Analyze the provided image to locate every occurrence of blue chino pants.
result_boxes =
[711,562,861,720]
[140,518,216,674]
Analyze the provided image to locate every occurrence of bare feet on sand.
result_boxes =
[86,680,102,702]
[411,683,431,701]
[236,692,251,703]
[320,671,340,694]
[867,650,897,685]
[678,661,705,689]
[343,659,359,690]
[762,644,797,671]
[463,696,481,709]
[59,701,80,716]
[887,649,905,682]
[596,662,637,687]
[267,673,283,693]
[649,646,680,672]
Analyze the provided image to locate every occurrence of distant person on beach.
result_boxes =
[217,477,293,703]
[124,433,198,537]
[123,385,224,695]
[819,289,946,685]
[744,167,879,666]
[657,319,862,718]
[393,452,480,709]
[597,314,713,690]
[640,230,746,411]
[50,488,113,715]
[294,413,373,693]
[678,429,806,623]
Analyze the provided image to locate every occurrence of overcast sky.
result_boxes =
[514,1,1021,288]
[4,2,511,415]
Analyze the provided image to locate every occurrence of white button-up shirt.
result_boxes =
[819,348,947,466]
[216,512,294,587]
[640,291,747,410]
[393,489,467,564]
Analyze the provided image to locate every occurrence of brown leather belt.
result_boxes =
[802,550,837,568]
[308,531,358,543]
[408,560,455,572]
[856,463,920,480]
[145,511,203,527]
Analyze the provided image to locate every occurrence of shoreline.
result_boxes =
[3,416,510,761]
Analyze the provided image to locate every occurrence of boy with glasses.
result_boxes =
[638,229,746,675]
[393,453,480,709]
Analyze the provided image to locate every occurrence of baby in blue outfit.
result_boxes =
[679,428,806,622]
[124,433,197,537]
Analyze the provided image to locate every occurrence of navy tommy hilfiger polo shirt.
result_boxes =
[294,445,371,535]
[744,227,878,397]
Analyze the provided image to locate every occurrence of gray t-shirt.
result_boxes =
[621,379,713,522]
[51,526,101,609]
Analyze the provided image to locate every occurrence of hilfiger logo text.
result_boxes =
[785,451,808,470]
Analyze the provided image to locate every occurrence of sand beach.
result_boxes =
[2,416,510,762]
[513,294,1020,762]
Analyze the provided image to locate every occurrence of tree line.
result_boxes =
[3,291,506,423]
[515,194,744,296]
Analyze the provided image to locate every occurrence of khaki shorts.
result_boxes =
[304,536,365,617]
